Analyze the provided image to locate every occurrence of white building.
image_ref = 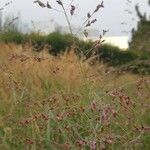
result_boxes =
[84,36,129,50]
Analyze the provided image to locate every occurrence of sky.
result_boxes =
[0,0,150,39]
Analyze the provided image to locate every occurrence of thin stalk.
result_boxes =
[75,11,95,36]
[51,8,64,14]
[61,1,73,35]
[67,0,74,10]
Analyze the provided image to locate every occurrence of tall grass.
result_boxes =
[0,43,149,149]
[0,1,150,149]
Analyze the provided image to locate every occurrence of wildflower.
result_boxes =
[41,113,49,121]
[100,106,116,125]
[25,138,34,145]
[77,140,86,148]
[105,137,114,144]
[141,125,150,133]
[88,141,97,150]
[63,143,71,149]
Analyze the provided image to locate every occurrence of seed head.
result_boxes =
[56,0,63,6]
[94,1,104,13]
[102,29,109,35]
[85,21,91,27]
[91,19,97,24]
[87,12,91,18]
[83,30,88,37]
[34,0,46,8]
[70,5,76,16]
[47,1,52,9]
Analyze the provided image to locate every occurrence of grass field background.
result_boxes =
[0,43,150,149]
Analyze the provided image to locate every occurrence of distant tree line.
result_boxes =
[129,0,150,52]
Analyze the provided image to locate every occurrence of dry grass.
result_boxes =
[0,43,150,150]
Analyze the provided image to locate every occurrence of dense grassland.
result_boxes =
[0,43,150,149]
[0,31,150,75]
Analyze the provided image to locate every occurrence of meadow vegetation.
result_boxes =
[0,0,150,149]
[129,3,150,52]
[0,31,150,74]
[0,43,150,149]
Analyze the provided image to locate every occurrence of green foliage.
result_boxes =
[0,45,150,149]
[98,44,137,66]
[77,40,93,52]
[129,2,150,52]
[0,31,24,44]
[25,32,47,52]
[119,60,150,75]
[27,32,46,44]
[129,20,150,52]
[133,49,150,60]
[46,32,75,55]
[0,29,150,74]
